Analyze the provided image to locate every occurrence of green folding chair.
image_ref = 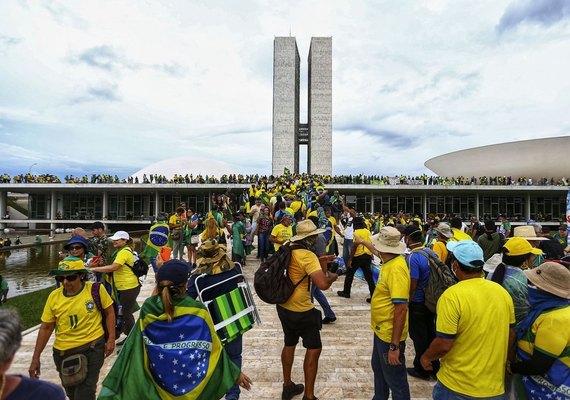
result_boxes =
[195,266,261,345]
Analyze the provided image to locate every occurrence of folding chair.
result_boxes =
[194,265,261,345]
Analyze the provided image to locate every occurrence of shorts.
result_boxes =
[276,305,322,349]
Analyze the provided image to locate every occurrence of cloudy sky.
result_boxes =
[1,0,569,179]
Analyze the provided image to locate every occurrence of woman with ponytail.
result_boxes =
[99,260,251,400]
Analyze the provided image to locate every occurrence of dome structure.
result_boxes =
[425,136,570,180]
[131,157,237,180]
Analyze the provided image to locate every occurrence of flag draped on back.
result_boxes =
[566,187,570,228]
[99,295,240,400]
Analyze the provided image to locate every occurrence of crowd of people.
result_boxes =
[0,177,568,399]
[1,171,569,186]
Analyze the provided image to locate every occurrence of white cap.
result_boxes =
[109,231,130,241]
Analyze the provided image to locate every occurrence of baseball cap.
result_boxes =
[156,260,191,285]
[109,231,130,241]
[503,237,542,256]
[446,240,485,269]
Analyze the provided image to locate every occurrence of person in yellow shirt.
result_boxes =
[337,217,375,302]
[90,231,139,343]
[431,223,453,264]
[357,226,411,399]
[270,212,293,251]
[29,258,115,400]
[276,220,338,400]
[420,240,516,399]
[450,217,473,241]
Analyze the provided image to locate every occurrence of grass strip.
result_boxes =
[2,286,54,330]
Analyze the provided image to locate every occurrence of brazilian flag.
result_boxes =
[99,295,240,400]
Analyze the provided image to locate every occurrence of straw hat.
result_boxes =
[513,225,548,241]
[372,226,406,254]
[525,262,570,299]
[289,220,325,242]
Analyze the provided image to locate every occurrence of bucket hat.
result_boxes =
[49,257,89,276]
[372,227,406,254]
[290,220,325,242]
[525,262,570,299]
[434,223,453,239]
[503,237,542,256]
[63,235,90,251]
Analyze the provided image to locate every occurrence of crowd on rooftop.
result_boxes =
[1,172,569,186]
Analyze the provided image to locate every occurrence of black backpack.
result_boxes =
[254,242,308,304]
[123,248,149,278]
[412,249,457,313]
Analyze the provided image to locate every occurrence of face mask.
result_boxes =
[451,262,458,278]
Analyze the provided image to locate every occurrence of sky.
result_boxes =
[1,0,570,179]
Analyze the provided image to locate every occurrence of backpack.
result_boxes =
[412,249,457,313]
[123,248,149,278]
[91,282,122,340]
[253,242,309,304]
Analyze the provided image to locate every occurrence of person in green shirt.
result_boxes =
[0,274,8,302]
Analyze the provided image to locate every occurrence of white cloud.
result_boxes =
[0,0,569,178]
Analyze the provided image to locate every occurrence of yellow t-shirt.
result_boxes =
[279,249,321,312]
[370,255,410,343]
[436,278,515,397]
[431,241,449,264]
[271,224,293,250]
[41,282,114,351]
[451,228,472,241]
[517,306,570,369]
[111,247,138,291]
[353,228,373,257]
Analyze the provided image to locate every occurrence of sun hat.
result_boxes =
[524,262,570,299]
[435,223,453,238]
[290,220,326,242]
[156,259,190,285]
[513,226,548,241]
[109,231,130,241]
[49,257,89,276]
[63,235,90,251]
[503,237,542,256]
[446,240,485,269]
[372,226,406,254]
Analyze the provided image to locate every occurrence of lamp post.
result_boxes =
[28,163,38,175]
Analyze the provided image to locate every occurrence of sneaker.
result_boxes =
[322,316,337,324]
[337,291,350,298]
[406,367,431,380]
[282,382,304,399]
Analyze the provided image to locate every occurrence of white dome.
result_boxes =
[132,157,237,180]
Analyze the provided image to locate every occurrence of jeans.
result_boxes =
[224,335,243,399]
[433,381,505,400]
[53,338,105,400]
[409,302,439,374]
[371,335,410,400]
[250,221,258,243]
[311,285,335,319]
[342,238,353,266]
[171,237,184,260]
[258,232,270,260]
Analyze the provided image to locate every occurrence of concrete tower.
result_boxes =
[272,36,332,176]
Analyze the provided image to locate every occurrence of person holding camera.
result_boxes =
[29,258,116,400]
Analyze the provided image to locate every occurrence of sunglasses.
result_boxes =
[55,274,80,283]
[68,245,84,251]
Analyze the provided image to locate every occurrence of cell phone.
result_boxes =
[90,256,101,264]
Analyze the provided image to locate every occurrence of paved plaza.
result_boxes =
[11,251,434,399]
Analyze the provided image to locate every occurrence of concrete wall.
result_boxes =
[308,37,332,175]
[272,37,300,175]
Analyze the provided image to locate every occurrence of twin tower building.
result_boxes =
[272,37,332,176]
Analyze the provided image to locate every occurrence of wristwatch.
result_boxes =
[389,343,398,351]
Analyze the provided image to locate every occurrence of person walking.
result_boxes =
[29,258,116,400]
